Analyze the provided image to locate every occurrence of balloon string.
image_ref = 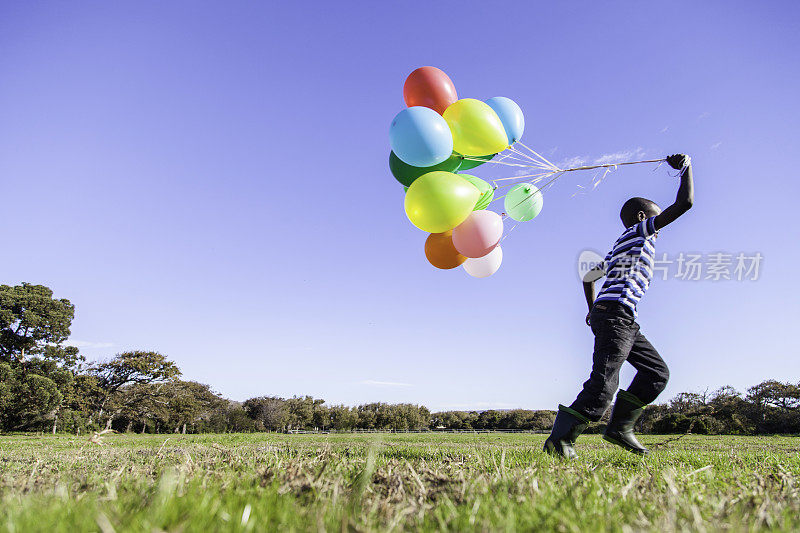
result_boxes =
[506,144,537,161]
[491,171,554,182]
[459,157,543,169]
[555,158,665,173]
[506,145,536,161]
[506,147,556,170]
[502,172,563,213]
[493,180,546,190]
[507,145,558,171]
[491,175,551,203]
[461,152,555,171]
[500,158,667,229]
[494,175,559,244]
[492,157,666,189]
[493,156,669,246]
[498,152,546,166]
[495,146,550,170]
[515,141,561,171]
[500,220,521,243]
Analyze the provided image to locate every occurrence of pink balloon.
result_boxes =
[452,210,504,258]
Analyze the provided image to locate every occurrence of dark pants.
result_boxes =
[570,301,669,421]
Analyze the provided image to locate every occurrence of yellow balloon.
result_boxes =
[404,171,480,233]
[443,98,509,156]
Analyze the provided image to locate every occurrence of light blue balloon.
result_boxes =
[389,106,453,167]
[485,97,525,145]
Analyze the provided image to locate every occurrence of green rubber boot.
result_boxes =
[544,405,590,459]
[603,390,649,455]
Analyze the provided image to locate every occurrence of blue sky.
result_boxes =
[1,1,798,411]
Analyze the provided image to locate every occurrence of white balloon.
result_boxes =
[463,246,503,278]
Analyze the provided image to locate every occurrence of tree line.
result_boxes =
[1,283,798,435]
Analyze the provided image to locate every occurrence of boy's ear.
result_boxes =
[637,210,647,221]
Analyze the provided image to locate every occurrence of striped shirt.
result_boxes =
[595,216,658,315]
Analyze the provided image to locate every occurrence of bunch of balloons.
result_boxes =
[389,66,542,278]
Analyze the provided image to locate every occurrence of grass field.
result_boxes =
[1,432,798,532]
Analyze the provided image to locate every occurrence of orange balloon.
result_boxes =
[403,67,458,115]
[425,231,467,270]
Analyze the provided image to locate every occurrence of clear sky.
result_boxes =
[2,1,798,411]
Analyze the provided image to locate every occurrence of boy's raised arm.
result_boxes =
[654,154,694,230]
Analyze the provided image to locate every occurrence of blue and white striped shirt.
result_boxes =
[595,217,658,315]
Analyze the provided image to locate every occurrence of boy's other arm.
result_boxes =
[582,264,604,325]
[654,154,694,231]
[582,281,596,325]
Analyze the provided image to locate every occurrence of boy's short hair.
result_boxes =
[620,197,660,227]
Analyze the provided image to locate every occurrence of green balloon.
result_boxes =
[456,153,495,171]
[504,183,543,222]
[460,174,495,210]
[389,151,462,187]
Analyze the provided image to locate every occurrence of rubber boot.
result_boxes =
[543,405,590,459]
[603,390,649,455]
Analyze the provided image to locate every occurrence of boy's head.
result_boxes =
[620,197,661,227]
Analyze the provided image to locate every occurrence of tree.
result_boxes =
[476,410,503,430]
[329,405,358,430]
[431,411,480,430]
[312,402,330,430]
[92,351,181,392]
[708,386,752,434]
[243,396,287,431]
[356,404,379,429]
[745,380,800,433]
[669,392,707,413]
[105,380,228,434]
[89,351,180,426]
[746,380,800,411]
[62,374,103,427]
[0,283,90,433]
[23,357,76,433]
[162,381,227,434]
[284,396,319,430]
[40,344,83,370]
[0,283,76,364]
[213,403,257,433]
[0,362,62,431]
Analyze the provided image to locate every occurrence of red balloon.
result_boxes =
[403,67,458,115]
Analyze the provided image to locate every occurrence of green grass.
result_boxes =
[1,433,798,532]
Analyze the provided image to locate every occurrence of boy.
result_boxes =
[544,154,694,457]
